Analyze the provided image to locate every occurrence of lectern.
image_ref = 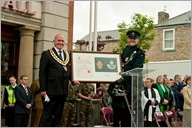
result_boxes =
[120,68,156,127]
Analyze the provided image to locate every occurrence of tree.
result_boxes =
[113,13,156,55]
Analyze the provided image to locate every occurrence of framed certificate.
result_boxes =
[71,51,122,83]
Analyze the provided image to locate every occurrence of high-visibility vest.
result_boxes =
[5,85,16,104]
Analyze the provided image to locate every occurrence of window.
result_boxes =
[163,29,175,51]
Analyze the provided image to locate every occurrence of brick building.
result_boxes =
[146,11,191,62]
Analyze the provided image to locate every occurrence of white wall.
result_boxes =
[144,60,191,80]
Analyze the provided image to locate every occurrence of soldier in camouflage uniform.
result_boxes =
[62,81,79,127]
[77,83,95,127]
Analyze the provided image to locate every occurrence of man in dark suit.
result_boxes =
[14,75,34,127]
[39,33,79,127]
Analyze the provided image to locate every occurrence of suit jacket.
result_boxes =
[170,86,182,109]
[14,84,34,114]
[39,48,71,96]
[173,82,184,110]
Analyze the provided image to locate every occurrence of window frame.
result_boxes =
[163,29,175,51]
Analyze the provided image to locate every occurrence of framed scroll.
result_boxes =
[71,51,122,83]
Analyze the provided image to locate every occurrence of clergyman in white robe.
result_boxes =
[141,87,161,127]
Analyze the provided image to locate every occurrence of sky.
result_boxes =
[73,1,191,42]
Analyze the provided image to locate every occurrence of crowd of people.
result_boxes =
[141,74,191,127]
[3,74,191,127]
[2,31,191,127]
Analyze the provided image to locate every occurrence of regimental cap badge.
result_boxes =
[107,60,116,69]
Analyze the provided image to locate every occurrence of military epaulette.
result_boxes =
[136,47,145,53]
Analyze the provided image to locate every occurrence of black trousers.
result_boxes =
[39,95,66,127]
[14,113,29,127]
[5,107,15,127]
[144,121,157,127]
[113,107,130,127]
[112,91,132,127]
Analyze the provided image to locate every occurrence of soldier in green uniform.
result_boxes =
[77,83,95,127]
[109,30,145,127]
[122,30,145,92]
[62,81,79,127]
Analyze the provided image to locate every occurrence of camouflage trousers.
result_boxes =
[80,101,94,127]
[62,102,77,127]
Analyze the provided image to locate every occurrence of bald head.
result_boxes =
[54,34,64,41]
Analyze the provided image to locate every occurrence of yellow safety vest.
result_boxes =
[5,85,16,104]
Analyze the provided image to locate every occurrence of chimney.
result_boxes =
[158,11,169,23]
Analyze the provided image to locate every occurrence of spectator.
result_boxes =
[93,87,105,125]
[93,87,103,100]
[173,74,185,111]
[4,76,17,127]
[100,87,112,125]
[102,87,112,108]
[164,80,174,108]
[31,79,43,127]
[163,74,168,84]
[153,75,172,127]
[182,75,189,85]
[169,79,174,86]
[93,87,104,108]
[173,75,185,92]
[14,75,34,127]
[182,76,191,127]
[153,75,172,113]
[141,78,161,127]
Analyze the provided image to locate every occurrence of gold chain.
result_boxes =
[49,49,69,66]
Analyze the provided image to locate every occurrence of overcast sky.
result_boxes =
[73,1,191,42]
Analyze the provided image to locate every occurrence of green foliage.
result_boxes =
[113,13,156,54]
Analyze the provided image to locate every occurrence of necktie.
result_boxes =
[58,51,62,60]
[24,86,28,96]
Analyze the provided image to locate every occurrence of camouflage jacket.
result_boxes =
[66,84,78,101]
